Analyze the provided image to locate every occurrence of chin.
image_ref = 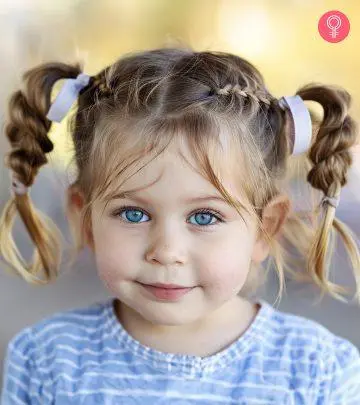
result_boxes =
[138,304,203,326]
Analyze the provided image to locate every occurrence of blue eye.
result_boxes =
[112,206,224,227]
[123,209,144,223]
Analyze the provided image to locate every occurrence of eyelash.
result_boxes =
[111,205,225,228]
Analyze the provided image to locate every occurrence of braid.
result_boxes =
[0,62,82,284]
[216,84,272,105]
[90,72,112,97]
[5,90,52,187]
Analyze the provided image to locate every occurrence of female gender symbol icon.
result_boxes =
[318,10,350,43]
[326,15,342,39]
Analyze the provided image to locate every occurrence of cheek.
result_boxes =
[200,231,254,294]
[97,265,120,292]
[203,263,249,296]
[92,223,139,286]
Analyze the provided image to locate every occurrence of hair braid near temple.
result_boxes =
[0,49,359,307]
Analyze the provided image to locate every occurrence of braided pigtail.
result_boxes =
[0,62,83,285]
[297,83,360,303]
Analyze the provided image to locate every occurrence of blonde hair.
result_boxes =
[1,47,359,306]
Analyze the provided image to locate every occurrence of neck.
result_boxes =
[114,296,260,357]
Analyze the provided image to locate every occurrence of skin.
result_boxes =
[69,136,291,357]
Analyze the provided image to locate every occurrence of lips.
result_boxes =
[145,283,190,289]
[138,282,194,301]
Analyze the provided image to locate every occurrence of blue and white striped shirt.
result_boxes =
[2,298,360,404]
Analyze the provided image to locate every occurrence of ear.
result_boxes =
[67,185,95,251]
[251,194,291,264]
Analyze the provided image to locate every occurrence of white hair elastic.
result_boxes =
[46,73,91,123]
[278,95,313,156]
[320,195,341,209]
[10,172,28,195]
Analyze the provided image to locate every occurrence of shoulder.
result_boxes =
[260,300,360,401]
[259,300,351,351]
[323,332,360,403]
[6,298,112,362]
[261,300,357,350]
[2,299,113,403]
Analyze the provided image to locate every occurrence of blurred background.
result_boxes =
[1,0,360,381]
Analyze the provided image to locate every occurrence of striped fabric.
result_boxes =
[2,298,360,404]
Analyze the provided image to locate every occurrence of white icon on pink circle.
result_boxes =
[326,15,342,38]
[318,10,350,43]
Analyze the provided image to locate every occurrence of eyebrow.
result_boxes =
[109,191,229,205]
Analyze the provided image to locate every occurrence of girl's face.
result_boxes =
[88,138,269,326]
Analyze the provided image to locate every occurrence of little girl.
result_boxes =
[1,47,360,404]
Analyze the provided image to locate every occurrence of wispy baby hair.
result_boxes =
[1,47,359,305]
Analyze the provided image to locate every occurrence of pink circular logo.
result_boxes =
[318,10,350,43]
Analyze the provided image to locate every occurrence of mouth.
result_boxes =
[137,282,195,301]
[143,282,191,289]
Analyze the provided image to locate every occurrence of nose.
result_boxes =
[145,225,186,266]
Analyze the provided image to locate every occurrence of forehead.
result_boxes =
[107,135,243,201]
[91,117,254,211]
